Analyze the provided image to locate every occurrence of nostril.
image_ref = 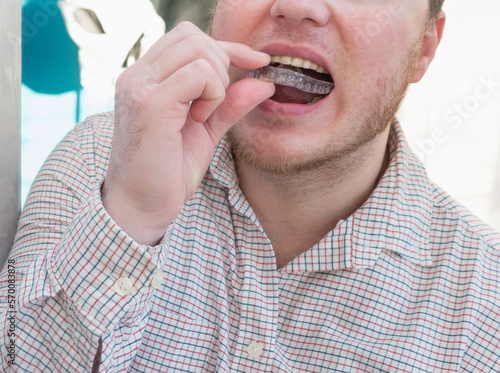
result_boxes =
[270,0,330,27]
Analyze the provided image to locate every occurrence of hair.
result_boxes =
[429,0,445,21]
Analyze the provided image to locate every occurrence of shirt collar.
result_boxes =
[209,121,434,273]
[348,121,434,269]
[210,137,237,188]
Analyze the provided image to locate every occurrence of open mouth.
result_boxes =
[248,55,334,105]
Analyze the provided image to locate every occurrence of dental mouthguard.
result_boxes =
[248,64,334,95]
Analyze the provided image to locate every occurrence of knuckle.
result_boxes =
[184,33,207,54]
[129,89,150,112]
[211,79,227,100]
[176,21,200,33]
[221,71,230,88]
[116,67,155,111]
[192,58,213,74]
[222,54,230,69]
[223,91,239,118]
[186,32,205,44]
[115,68,131,91]
[216,88,227,104]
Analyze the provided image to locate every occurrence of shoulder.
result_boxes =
[62,112,116,181]
[429,182,500,253]
[72,111,115,144]
[426,184,500,364]
[427,182,500,308]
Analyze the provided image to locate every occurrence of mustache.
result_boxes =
[252,25,330,51]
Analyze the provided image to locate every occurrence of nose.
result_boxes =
[270,0,331,27]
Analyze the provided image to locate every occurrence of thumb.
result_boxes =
[205,78,275,144]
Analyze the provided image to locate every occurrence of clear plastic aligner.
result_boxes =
[248,64,334,95]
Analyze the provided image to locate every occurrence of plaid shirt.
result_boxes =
[1,112,500,372]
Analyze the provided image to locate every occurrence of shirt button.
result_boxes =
[247,341,264,358]
[114,277,133,296]
[151,271,165,289]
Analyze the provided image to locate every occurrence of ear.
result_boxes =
[412,11,446,83]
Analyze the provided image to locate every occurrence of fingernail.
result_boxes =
[253,50,270,59]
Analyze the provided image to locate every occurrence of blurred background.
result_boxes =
[20,0,500,232]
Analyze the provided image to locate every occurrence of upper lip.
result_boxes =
[258,42,333,78]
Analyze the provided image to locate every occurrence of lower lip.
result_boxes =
[258,90,334,117]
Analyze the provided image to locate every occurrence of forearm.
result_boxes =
[0,185,171,371]
[0,115,170,371]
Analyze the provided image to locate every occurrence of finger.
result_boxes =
[151,59,227,127]
[218,41,271,70]
[131,24,268,88]
[140,33,231,88]
[205,78,275,144]
[190,97,224,125]
[140,22,229,69]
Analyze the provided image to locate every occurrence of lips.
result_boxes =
[253,55,333,105]
[246,42,336,105]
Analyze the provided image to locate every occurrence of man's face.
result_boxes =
[210,0,437,174]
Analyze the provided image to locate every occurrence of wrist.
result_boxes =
[101,181,176,246]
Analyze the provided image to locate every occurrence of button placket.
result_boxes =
[247,341,264,358]
[114,277,134,296]
[233,264,279,367]
[229,217,280,369]
[151,271,164,289]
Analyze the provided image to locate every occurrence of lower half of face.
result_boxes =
[210,0,430,176]
[227,44,421,176]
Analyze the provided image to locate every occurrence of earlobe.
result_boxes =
[412,11,446,83]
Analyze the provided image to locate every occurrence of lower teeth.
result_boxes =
[248,64,334,95]
[308,97,323,105]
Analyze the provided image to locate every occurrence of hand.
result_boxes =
[102,22,275,245]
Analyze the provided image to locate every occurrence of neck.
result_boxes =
[236,127,391,269]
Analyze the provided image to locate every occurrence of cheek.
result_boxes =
[341,21,412,88]
[211,0,270,42]
[338,4,416,60]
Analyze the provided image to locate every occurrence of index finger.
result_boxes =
[217,41,271,70]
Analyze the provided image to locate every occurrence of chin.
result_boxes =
[228,126,330,175]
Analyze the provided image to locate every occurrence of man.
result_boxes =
[2,0,499,371]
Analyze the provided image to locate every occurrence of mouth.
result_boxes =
[249,55,335,105]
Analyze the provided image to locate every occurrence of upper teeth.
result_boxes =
[270,55,328,74]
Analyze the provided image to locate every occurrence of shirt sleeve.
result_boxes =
[0,115,170,372]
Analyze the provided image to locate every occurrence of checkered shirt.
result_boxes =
[1,112,500,372]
